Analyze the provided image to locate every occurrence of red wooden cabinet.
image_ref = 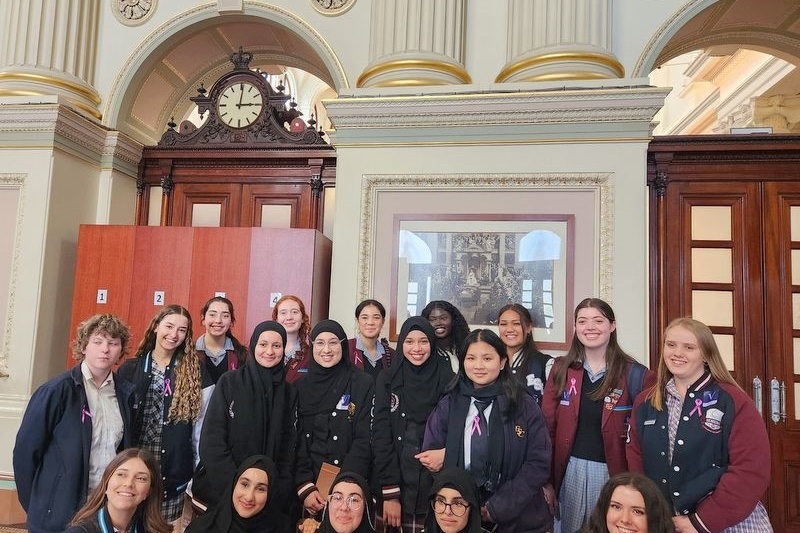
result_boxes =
[68,226,331,367]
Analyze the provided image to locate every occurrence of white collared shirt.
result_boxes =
[81,361,124,491]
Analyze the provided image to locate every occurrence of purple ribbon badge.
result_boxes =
[81,405,92,423]
[164,377,173,397]
[689,398,703,418]
[471,414,482,436]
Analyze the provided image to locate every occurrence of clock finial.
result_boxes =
[230,47,253,70]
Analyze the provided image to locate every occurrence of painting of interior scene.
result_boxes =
[399,223,565,328]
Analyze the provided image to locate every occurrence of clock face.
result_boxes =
[217,81,264,129]
[312,0,355,15]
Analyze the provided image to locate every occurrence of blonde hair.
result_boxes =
[648,317,741,410]
[133,305,202,423]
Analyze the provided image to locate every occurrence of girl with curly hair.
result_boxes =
[119,304,214,522]
[272,294,312,383]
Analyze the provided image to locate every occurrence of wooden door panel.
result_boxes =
[763,182,800,532]
[661,181,765,387]
[188,227,252,343]
[67,225,136,365]
[241,184,310,227]
[172,183,243,227]
[126,226,194,355]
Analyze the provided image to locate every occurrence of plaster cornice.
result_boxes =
[0,102,142,175]
[324,86,670,143]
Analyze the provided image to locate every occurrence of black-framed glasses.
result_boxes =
[431,497,469,517]
[328,492,363,510]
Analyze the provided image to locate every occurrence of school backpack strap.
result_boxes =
[626,361,647,402]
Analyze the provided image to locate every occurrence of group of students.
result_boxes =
[12,294,772,533]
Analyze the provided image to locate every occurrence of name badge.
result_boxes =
[336,394,351,410]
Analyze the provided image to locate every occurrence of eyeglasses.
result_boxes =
[328,492,363,510]
[313,339,341,350]
[431,497,469,517]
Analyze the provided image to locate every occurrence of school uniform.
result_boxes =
[348,337,395,380]
[372,317,454,533]
[541,358,653,495]
[118,353,213,520]
[424,383,553,533]
[627,372,772,533]
[13,365,135,533]
[295,320,374,499]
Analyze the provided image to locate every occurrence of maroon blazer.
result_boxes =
[541,357,655,493]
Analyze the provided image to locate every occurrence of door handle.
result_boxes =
[752,376,762,417]
[771,378,780,423]
[780,380,787,422]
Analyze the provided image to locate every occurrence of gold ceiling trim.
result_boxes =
[0,72,101,105]
[495,52,625,83]
[357,58,472,87]
[0,89,102,120]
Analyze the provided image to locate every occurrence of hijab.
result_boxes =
[203,322,289,498]
[297,320,353,417]
[424,467,483,533]
[186,455,287,533]
[318,471,375,533]
[389,316,454,423]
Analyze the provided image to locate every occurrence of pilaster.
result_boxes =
[0,0,102,119]
[496,0,623,83]
[357,0,471,87]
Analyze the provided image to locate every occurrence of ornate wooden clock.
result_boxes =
[136,47,335,229]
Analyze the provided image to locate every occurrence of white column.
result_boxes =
[0,0,102,119]
[496,0,623,83]
[357,0,471,88]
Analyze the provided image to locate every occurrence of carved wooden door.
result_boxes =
[649,135,800,532]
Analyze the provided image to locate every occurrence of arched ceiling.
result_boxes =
[117,16,335,145]
[655,0,800,67]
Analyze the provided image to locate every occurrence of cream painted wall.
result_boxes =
[329,141,651,364]
[0,142,135,475]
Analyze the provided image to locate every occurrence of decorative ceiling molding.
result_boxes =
[325,86,670,143]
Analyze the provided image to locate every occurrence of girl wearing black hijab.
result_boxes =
[425,467,483,533]
[294,320,374,514]
[317,471,375,533]
[185,455,288,533]
[422,329,552,533]
[373,316,455,533]
[194,321,299,517]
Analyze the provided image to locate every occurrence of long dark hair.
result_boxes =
[453,329,525,418]
[497,303,540,362]
[200,296,248,365]
[550,298,635,401]
[70,448,171,533]
[583,472,675,533]
[421,300,471,356]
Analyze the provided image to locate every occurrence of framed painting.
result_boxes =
[390,214,575,350]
